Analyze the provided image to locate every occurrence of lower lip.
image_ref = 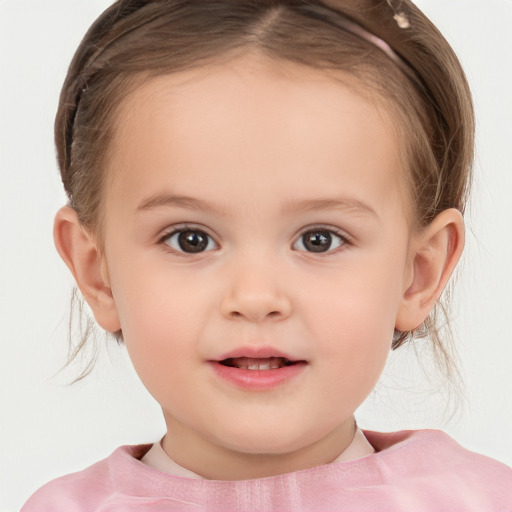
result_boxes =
[208,361,307,390]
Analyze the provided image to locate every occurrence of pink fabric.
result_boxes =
[22,430,512,511]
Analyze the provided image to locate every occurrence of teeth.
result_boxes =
[223,357,291,370]
[248,363,269,370]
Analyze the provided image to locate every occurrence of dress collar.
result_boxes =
[141,426,375,479]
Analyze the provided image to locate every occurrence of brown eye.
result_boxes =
[294,229,345,253]
[164,229,216,253]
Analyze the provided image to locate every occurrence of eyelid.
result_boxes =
[293,224,353,252]
[157,223,219,253]
[155,223,352,255]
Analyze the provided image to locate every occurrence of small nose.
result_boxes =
[220,261,292,322]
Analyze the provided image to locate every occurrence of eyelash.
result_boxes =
[293,225,352,254]
[158,225,218,255]
[157,224,352,255]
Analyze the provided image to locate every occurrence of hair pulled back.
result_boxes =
[55,0,474,379]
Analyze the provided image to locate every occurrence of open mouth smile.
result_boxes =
[219,357,297,370]
[210,351,307,390]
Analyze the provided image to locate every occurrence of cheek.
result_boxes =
[114,282,210,415]
[311,295,394,418]
[311,251,405,337]
[109,260,209,374]
[318,293,393,381]
[305,248,407,389]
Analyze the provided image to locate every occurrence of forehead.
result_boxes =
[105,54,409,221]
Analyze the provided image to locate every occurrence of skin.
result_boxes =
[54,53,464,480]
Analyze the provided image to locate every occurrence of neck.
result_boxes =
[161,415,357,480]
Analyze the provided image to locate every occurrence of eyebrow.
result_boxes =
[137,193,378,219]
[282,198,378,219]
[137,194,224,214]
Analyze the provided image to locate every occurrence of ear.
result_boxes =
[53,206,121,333]
[395,208,465,332]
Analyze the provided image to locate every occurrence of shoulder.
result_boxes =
[367,428,511,470]
[364,429,512,510]
[21,444,153,512]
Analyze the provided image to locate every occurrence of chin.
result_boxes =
[214,423,324,457]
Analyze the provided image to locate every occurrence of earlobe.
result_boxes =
[53,206,121,333]
[395,208,465,332]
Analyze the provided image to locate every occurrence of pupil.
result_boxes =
[304,231,331,253]
[178,230,208,253]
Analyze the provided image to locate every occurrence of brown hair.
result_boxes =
[56,0,474,382]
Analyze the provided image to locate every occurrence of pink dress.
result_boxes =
[21,430,512,511]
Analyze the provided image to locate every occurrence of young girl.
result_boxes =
[18,0,511,510]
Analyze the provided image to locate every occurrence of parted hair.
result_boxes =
[55,0,474,381]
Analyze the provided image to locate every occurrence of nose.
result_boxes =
[220,259,292,323]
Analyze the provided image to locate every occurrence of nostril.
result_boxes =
[221,291,292,322]
[229,310,281,320]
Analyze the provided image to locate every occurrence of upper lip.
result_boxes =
[214,346,301,362]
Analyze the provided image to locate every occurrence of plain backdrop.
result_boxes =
[0,1,511,510]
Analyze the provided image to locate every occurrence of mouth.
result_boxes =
[210,352,307,390]
[219,357,298,370]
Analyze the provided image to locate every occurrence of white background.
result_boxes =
[0,1,511,510]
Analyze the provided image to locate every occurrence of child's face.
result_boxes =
[100,55,415,473]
